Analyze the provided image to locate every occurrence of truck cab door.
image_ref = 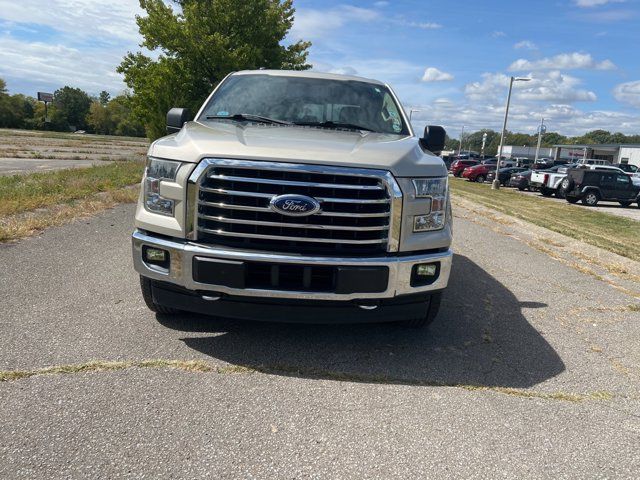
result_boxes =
[614,174,635,200]
[598,173,618,200]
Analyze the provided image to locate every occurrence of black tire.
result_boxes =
[540,187,552,197]
[455,171,463,177]
[518,186,525,191]
[566,196,579,204]
[140,276,181,314]
[582,190,600,206]
[619,201,632,207]
[399,292,442,328]
[555,187,566,199]
[475,175,485,183]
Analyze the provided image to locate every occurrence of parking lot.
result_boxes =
[1,202,639,478]
[0,129,147,176]
[516,186,640,222]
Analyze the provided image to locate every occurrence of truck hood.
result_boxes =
[149,121,446,177]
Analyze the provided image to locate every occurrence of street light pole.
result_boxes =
[457,125,465,157]
[534,117,545,164]
[481,132,488,158]
[492,76,531,190]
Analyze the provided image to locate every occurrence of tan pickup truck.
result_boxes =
[132,70,453,327]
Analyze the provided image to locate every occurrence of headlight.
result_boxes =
[144,157,181,216]
[411,177,448,232]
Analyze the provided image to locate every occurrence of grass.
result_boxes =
[0,160,145,242]
[450,178,640,262]
[0,160,145,218]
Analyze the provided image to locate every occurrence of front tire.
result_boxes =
[140,276,181,314]
[475,175,485,183]
[399,292,442,328]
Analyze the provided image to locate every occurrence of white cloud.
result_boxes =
[421,67,454,82]
[0,0,142,42]
[408,22,442,29]
[509,52,616,71]
[0,37,125,94]
[514,40,537,50]
[613,80,640,108]
[492,31,506,38]
[289,5,379,40]
[407,98,640,137]
[465,71,597,104]
[573,0,624,7]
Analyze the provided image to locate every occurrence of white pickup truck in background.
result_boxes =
[529,164,576,197]
[530,164,627,198]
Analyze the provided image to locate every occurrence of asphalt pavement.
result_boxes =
[1,204,639,478]
[0,157,106,176]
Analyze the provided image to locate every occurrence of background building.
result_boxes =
[500,144,640,166]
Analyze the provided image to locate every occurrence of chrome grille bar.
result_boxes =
[197,201,390,217]
[207,174,384,191]
[198,227,388,245]
[198,214,389,231]
[188,159,403,254]
[199,186,391,204]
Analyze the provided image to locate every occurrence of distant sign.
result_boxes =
[37,92,53,102]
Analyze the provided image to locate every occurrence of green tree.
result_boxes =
[118,0,311,139]
[99,90,111,106]
[108,94,145,137]
[541,132,567,147]
[576,129,613,144]
[52,86,92,130]
[86,101,113,134]
[0,79,37,129]
[443,134,459,151]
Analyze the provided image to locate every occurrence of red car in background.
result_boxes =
[462,163,493,183]
[449,159,480,177]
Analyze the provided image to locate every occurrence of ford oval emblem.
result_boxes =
[269,194,321,217]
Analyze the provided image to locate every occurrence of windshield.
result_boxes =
[198,74,409,135]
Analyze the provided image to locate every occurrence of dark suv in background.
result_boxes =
[564,169,640,207]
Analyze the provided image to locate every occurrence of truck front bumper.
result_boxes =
[133,229,452,302]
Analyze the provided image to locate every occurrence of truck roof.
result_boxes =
[232,69,386,86]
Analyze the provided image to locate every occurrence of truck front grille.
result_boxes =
[190,159,401,255]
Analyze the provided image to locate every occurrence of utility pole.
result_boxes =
[457,125,465,157]
[492,76,531,190]
[481,132,488,158]
[534,117,546,163]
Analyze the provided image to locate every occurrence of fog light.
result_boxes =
[143,246,170,270]
[416,263,437,276]
[145,248,166,262]
[410,262,440,287]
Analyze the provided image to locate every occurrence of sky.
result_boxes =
[1,0,640,137]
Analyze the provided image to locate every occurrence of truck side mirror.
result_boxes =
[166,108,192,134]
[420,125,446,155]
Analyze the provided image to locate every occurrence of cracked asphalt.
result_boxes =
[1,203,639,478]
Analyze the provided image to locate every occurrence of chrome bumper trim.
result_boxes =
[132,230,452,301]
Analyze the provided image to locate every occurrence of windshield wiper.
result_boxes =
[293,120,374,132]
[205,113,291,125]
